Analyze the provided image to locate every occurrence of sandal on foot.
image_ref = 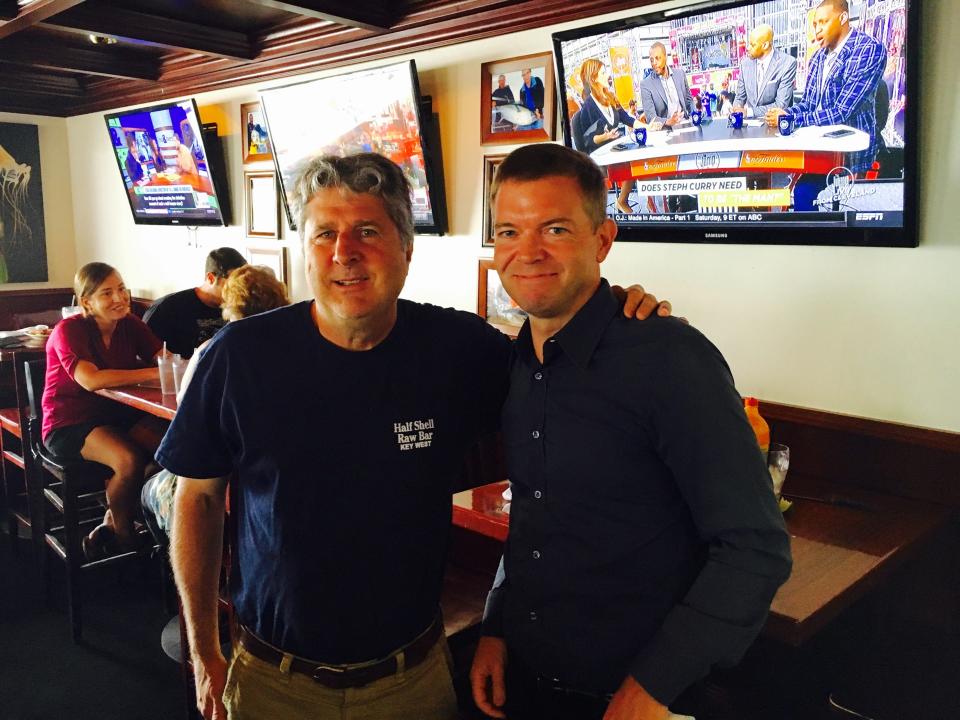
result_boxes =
[82,524,116,562]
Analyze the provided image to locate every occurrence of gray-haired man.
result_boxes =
[158,153,670,719]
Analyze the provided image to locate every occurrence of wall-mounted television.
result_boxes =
[553,0,917,247]
[259,59,448,235]
[104,99,230,226]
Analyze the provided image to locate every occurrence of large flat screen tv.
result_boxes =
[553,0,917,246]
[105,99,230,226]
[259,60,448,235]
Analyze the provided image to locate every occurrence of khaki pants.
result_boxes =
[223,635,459,720]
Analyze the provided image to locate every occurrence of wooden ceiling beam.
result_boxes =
[0,37,159,80]
[41,3,258,60]
[247,0,396,32]
[0,0,86,39]
[0,65,83,97]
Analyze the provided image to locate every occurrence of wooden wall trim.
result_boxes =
[761,400,960,454]
[759,400,960,508]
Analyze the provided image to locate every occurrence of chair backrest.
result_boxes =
[22,358,46,459]
[570,108,585,151]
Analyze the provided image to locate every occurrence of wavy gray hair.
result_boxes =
[289,153,414,249]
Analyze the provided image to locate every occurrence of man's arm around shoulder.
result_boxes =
[172,475,229,720]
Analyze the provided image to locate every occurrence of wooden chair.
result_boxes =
[22,357,151,641]
[1,351,44,560]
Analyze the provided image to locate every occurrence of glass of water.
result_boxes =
[768,443,790,498]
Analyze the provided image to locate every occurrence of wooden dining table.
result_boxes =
[451,475,952,647]
[96,382,177,421]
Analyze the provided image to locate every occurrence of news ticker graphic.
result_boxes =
[612,211,903,228]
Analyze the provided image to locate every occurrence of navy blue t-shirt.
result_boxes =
[157,300,511,662]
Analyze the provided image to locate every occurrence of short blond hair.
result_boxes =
[221,265,289,322]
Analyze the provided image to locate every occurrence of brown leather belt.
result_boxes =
[237,619,443,689]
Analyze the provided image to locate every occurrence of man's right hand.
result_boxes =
[194,650,229,720]
[470,636,508,718]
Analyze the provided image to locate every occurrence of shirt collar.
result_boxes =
[828,28,852,58]
[516,279,618,369]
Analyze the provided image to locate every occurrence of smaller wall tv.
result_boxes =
[104,99,229,226]
[260,60,448,235]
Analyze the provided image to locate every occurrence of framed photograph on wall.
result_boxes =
[481,154,507,247]
[240,101,272,164]
[244,170,280,239]
[477,258,525,336]
[480,52,555,145]
[247,246,288,285]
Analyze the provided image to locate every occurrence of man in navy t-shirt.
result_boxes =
[158,153,668,720]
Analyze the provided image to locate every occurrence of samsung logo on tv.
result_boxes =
[704,232,728,238]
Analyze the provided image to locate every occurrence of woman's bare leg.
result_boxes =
[80,426,147,546]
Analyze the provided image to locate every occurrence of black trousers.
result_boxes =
[504,653,610,720]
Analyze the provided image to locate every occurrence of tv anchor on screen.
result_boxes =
[552,0,912,246]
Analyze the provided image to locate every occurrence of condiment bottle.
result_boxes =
[743,396,769,461]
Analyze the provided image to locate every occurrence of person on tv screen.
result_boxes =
[143,247,247,358]
[175,129,198,176]
[575,58,649,214]
[492,74,515,106]
[732,24,797,118]
[639,42,694,128]
[766,0,885,174]
[42,262,167,561]
[519,68,545,128]
[124,134,144,184]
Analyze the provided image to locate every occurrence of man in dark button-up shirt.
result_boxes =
[471,144,792,720]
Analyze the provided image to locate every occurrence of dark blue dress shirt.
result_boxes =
[483,280,792,704]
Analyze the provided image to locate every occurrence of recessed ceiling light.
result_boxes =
[88,34,118,45]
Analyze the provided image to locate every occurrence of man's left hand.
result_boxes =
[603,675,670,720]
[612,284,673,320]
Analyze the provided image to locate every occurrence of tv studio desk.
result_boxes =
[590,121,869,184]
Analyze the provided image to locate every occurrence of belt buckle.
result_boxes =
[311,663,348,681]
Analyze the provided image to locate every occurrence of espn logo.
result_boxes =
[855,212,884,221]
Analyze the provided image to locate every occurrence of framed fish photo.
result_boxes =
[481,52,555,145]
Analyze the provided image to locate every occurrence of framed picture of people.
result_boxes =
[480,53,556,145]
[481,153,507,247]
[241,101,272,164]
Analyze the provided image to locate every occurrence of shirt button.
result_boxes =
[531,430,540,439]
[534,371,543,380]
[529,611,538,621]
[534,490,542,499]
[532,550,541,559]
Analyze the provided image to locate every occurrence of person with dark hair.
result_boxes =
[470,143,792,720]
[766,0,885,173]
[158,151,672,720]
[519,69,545,127]
[43,262,166,559]
[639,42,694,127]
[143,246,246,358]
[141,264,289,546]
[492,74,515,106]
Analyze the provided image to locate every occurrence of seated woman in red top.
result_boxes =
[42,262,166,559]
